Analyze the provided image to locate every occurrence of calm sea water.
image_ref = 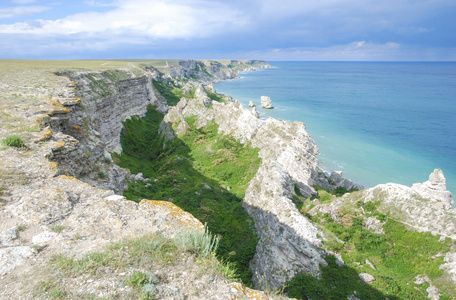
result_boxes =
[214,62,456,198]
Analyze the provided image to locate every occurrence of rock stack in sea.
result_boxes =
[261,96,273,109]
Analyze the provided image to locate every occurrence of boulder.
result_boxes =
[359,273,375,284]
[261,96,273,109]
[248,101,256,107]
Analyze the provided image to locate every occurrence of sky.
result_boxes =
[0,0,455,61]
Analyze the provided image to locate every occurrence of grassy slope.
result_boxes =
[114,107,260,286]
[286,190,456,300]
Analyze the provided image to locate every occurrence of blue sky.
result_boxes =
[0,0,455,60]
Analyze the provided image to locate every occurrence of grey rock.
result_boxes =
[0,246,36,276]
[330,171,364,191]
[365,259,376,271]
[359,273,375,284]
[441,252,456,283]
[1,227,18,247]
[364,216,385,234]
[32,231,58,245]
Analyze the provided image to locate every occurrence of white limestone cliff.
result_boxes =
[162,91,327,289]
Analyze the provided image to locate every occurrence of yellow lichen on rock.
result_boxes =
[39,128,53,141]
[53,141,65,149]
[49,161,58,172]
[230,282,270,300]
[140,200,204,231]
[33,114,50,126]
[58,175,83,183]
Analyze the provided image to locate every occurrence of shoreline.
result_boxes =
[213,61,456,201]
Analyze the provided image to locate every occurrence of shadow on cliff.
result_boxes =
[113,107,400,299]
[242,202,400,300]
[113,107,259,286]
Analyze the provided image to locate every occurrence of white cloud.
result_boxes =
[83,0,115,7]
[11,0,36,4]
[0,6,49,19]
[0,0,250,38]
[243,41,405,61]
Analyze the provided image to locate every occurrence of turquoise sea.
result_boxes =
[214,62,456,199]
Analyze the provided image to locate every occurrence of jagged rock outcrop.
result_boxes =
[194,84,212,107]
[249,101,256,107]
[261,96,273,109]
[251,106,260,118]
[162,91,328,289]
[329,170,364,191]
[412,169,454,209]
[311,169,455,239]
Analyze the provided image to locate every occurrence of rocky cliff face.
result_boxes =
[162,59,271,86]
[3,59,452,298]
[162,87,330,289]
[1,60,280,299]
[40,70,168,194]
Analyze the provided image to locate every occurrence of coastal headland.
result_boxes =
[0,59,455,299]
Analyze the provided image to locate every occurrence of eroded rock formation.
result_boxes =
[162,89,329,289]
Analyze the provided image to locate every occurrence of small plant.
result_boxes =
[175,226,219,259]
[2,135,25,148]
[98,171,107,179]
[16,224,27,232]
[127,271,149,287]
[50,225,65,233]
[141,283,156,300]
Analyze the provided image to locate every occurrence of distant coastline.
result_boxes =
[214,61,456,200]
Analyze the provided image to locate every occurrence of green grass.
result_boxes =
[285,255,393,300]
[2,135,25,148]
[291,200,456,299]
[35,230,237,299]
[114,107,260,286]
[152,80,181,106]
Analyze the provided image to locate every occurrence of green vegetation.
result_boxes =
[175,226,219,258]
[287,199,456,299]
[50,225,65,233]
[85,73,112,97]
[2,135,25,148]
[285,255,393,299]
[206,90,224,102]
[35,230,236,299]
[152,80,181,106]
[114,107,260,286]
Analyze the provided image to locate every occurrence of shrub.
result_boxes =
[175,226,219,259]
[2,135,25,148]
